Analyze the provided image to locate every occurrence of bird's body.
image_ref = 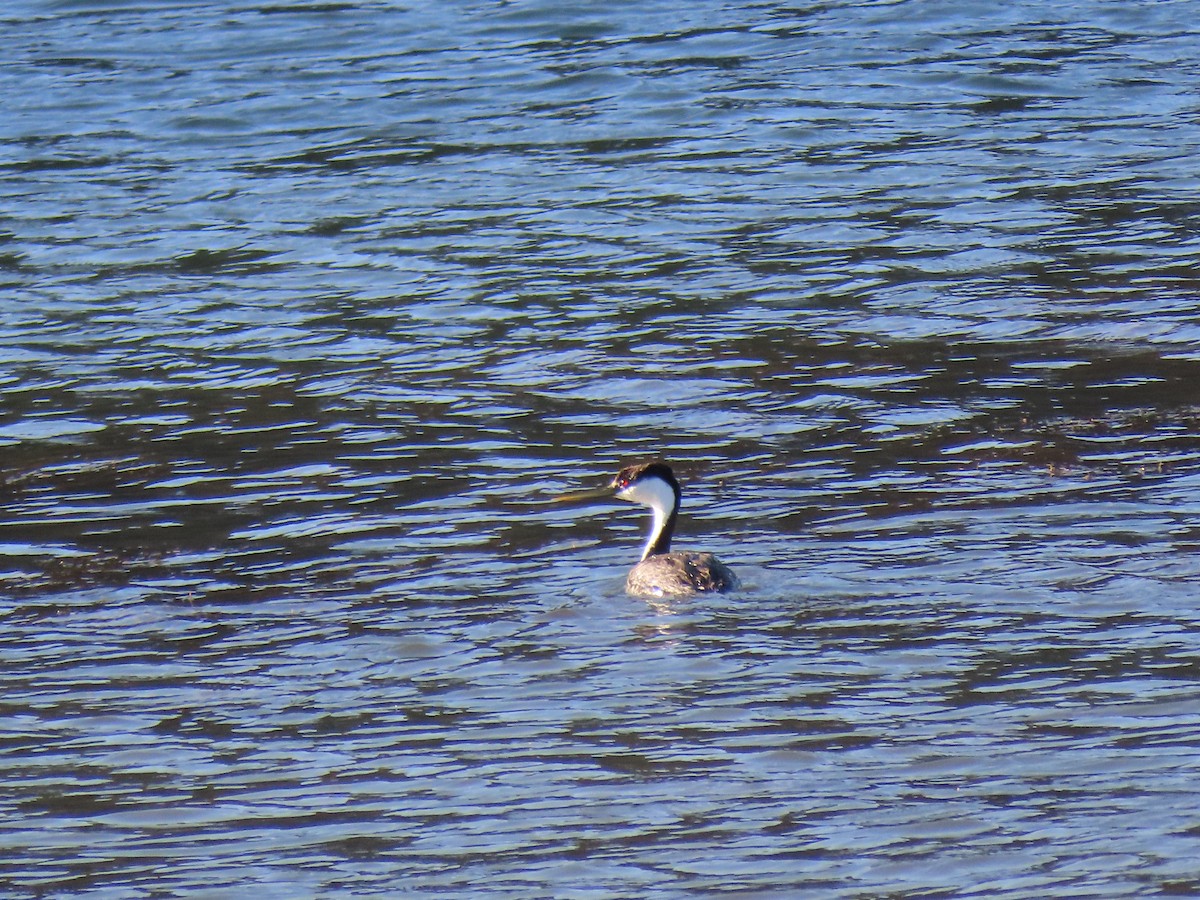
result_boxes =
[610,462,736,597]
[625,550,736,596]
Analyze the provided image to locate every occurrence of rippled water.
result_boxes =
[4,0,1200,896]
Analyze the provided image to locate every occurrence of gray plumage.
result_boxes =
[625,550,737,597]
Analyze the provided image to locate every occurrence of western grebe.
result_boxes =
[610,461,737,597]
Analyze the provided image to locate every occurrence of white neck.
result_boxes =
[616,476,678,561]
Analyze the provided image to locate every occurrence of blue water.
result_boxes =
[3,1,1200,896]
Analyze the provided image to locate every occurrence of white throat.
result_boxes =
[616,475,677,561]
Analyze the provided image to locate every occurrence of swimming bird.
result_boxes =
[609,461,737,597]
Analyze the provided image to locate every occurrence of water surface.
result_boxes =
[3,0,1200,896]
